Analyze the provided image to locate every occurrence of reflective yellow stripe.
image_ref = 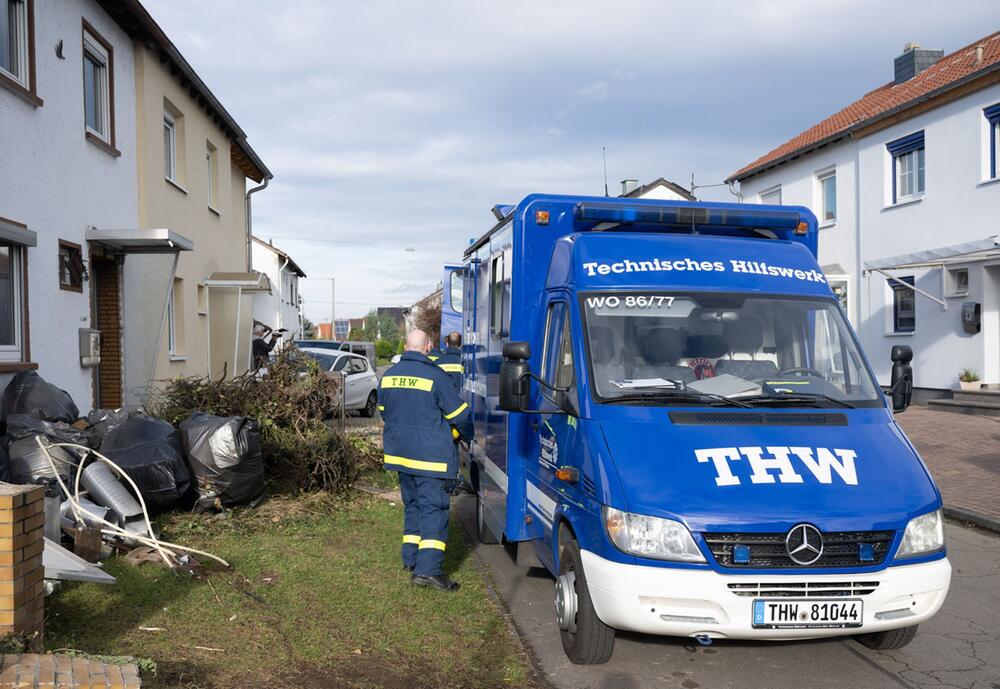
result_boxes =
[444,402,468,420]
[419,539,447,551]
[427,355,439,361]
[377,404,384,411]
[402,534,421,545]
[382,375,434,391]
[383,454,449,473]
[439,363,463,373]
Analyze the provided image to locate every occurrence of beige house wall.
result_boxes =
[132,44,250,386]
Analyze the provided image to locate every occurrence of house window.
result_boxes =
[0,242,25,362]
[986,104,1000,180]
[163,114,176,181]
[0,0,29,88]
[818,170,836,222]
[759,185,782,205]
[947,268,969,297]
[206,141,218,208]
[887,131,924,203]
[82,23,113,146]
[891,276,915,333]
[58,240,84,292]
[166,278,186,357]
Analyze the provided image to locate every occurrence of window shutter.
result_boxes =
[885,131,924,155]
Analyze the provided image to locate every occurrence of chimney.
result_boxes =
[620,179,639,196]
[894,43,943,84]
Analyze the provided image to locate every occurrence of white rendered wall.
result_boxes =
[251,242,303,340]
[0,0,137,413]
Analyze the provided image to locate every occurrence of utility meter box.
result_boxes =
[961,302,981,335]
[79,328,101,367]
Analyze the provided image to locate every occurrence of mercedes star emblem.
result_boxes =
[785,523,824,565]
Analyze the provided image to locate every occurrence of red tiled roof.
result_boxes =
[729,31,1000,182]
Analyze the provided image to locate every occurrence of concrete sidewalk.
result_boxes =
[896,406,1000,531]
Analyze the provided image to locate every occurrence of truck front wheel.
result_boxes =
[556,535,615,664]
[856,625,919,650]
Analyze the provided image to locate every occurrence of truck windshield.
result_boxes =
[582,292,881,407]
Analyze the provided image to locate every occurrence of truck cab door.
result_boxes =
[525,296,581,544]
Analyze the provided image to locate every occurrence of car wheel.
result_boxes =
[477,491,499,544]
[360,391,378,418]
[856,625,919,650]
[556,530,615,664]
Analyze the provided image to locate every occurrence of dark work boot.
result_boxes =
[410,573,460,592]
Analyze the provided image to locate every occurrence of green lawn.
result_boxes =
[45,491,539,689]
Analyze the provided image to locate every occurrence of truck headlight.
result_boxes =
[603,506,705,563]
[897,509,944,558]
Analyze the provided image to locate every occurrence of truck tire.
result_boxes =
[360,391,378,418]
[557,536,615,664]
[476,492,499,544]
[856,625,919,650]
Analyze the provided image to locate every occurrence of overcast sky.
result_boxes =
[145,0,996,322]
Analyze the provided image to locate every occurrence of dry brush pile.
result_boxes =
[150,350,381,494]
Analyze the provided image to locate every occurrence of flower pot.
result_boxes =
[959,381,982,392]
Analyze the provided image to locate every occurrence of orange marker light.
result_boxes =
[535,210,550,225]
[795,221,808,235]
[555,467,579,483]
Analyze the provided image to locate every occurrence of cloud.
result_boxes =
[142,0,999,320]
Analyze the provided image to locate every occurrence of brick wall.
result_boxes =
[0,484,45,650]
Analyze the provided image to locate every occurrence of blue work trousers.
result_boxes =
[398,472,450,576]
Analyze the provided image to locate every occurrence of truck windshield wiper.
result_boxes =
[607,390,753,408]
[739,392,856,409]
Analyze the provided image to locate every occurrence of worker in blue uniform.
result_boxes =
[379,329,473,592]
[434,331,464,391]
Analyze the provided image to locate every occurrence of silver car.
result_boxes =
[299,348,379,417]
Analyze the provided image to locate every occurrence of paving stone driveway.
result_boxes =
[896,407,1000,525]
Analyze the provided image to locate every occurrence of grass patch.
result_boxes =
[46,492,539,689]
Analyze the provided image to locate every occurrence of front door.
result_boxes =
[91,255,122,409]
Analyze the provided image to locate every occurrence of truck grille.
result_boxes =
[704,530,894,569]
[727,581,880,597]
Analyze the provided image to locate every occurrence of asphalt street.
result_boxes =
[454,496,1000,689]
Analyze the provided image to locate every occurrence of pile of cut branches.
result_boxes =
[150,350,380,494]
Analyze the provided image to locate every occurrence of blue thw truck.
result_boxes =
[451,194,951,664]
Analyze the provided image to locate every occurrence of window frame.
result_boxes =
[0,240,25,363]
[985,104,1000,180]
[163,113,177,182]
[57,239,84,293]
[817,168,836,224]
[206,140,219,210]
[886,131,924,204]
[946,268,969,298]
[81,20,117,155]
[0,0,39,106]
[759,185,782,205]
[890,276,916,334]
[166,282,176,355]
[490,251,509,337]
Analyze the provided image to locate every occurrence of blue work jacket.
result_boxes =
[435,346,463,390]
[378,351,473,478]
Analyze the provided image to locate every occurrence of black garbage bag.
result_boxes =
[0,371,79,424]
[6,413,97,448]
[0,439,9,483]
[100,416,190,509]
[86,407,145,442]
[179,412,265,511]
[8,436,78,484]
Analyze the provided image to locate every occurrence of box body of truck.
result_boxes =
[456,194,950,662]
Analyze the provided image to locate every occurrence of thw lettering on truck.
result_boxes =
[695,446,859,486]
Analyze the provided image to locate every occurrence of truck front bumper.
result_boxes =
[581,549,951,640]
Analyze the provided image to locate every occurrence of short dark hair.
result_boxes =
[445,331,462,348]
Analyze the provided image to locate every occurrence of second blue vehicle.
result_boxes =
[446,194,950,664]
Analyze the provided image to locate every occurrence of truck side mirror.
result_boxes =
[889,345,913,412]
[500,341,531,412]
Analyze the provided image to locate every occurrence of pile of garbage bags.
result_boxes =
[0,371,266,542]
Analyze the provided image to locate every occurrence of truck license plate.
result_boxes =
[752,599,863,629]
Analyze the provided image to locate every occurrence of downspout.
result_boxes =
[245,177,270,271]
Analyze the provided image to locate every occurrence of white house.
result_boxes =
[252,237,305,340]
[729,34,1000,397]
[619,177,696,201]
[0,0,140,412]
